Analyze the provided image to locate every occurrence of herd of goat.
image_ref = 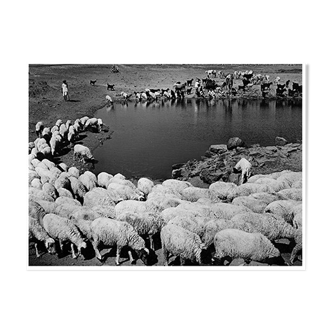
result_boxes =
[89,69,303,103]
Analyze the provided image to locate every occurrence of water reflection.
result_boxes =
[94,98,302,179]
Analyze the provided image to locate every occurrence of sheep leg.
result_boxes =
[180,256,186,266]
[128,250,135,264]
[58,240,63,255]
[92,240,103,261]
[290,243,302,265]
[149,234,155,251]
[34,243,40,258]
[71,243,77,259]
[162,244,169,266]
[115,246,122,266]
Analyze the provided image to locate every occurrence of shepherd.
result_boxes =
[61,80,69,101]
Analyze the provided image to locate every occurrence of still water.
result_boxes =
[93,98,302,180]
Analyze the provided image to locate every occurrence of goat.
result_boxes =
[187,79,194,86]
[90,80,97,86]
[107,83,115,91]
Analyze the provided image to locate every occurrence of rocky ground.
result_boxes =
[172,137,302,188]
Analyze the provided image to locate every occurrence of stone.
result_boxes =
[171,163,185,170]
[227,137,245,150]
[172,169,183,179]
[209,144,228,154]
[275,136,288,146]
[265,146,278,152]
[199,169,224,184]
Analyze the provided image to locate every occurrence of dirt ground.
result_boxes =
[29,64,302,267]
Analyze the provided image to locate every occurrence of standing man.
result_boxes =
[62,80,69,101]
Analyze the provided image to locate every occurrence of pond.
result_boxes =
[93,98,302,180]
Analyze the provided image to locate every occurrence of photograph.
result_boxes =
[28,64,303,268]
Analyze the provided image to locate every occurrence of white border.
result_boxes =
[25,60,307,271]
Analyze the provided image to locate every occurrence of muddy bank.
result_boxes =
[172,137,302,187]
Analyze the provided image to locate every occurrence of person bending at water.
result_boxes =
[233,157,252,185]
[62,80,69,101]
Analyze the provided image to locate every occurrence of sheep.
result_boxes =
[213,229,280,265]
[113,173,126,180]
[248,192,280,204]
[65,120,71,129]
[168,215,207,238]
[227,183,276,201]
[106,95,113,103]
[202,218,257,248]
[58,162,68,172]
[116,200,151,219]
[290,227,302,264]
[68,166,80,178]
[277,172,302,187]
[48,167,62,185]
[107,182,144,201]
[78,172,97,192]
[73,144,94,161]
[160,224,206,265]
[40,159,55,170]
[232,196,268,213]
[175,201,213,218]
[68,176,87,201]
[231,212,296,244]
[97,172,113,188]
[146,193,184,212]
[29,199,47,224]
[117,211,166,250]
[57,187,74,198]
[29,217,56,257]
[51,125,59,134]
[209,202,251,220]
[31,158,41,169]
[42,214,87,258]
[162,179,193,195]
[148,184,182,198]
[67,125,76,144]
[108,177,136,189]
[54,174,71,192]
[50,135,60,156]
[277,188,302,201]
[30,178,43,190]
[41,127,51,142]
[42,183,58,200]
[264,200,302,223]
[29,187,54,202]
[33,199,57,214]
[90,217,149,265]
[29,171,40,185]
[84,187,118,208]
[55,119,62,127]
[292,204,302,229]
[55,196,81,207]
[91,205,116,219]
[233,158,252,185]
[35,121,44,137]
[181,187,211,202]
[209,182,237,201]
[80,116,89,127]
[137,177,154,196]
[59,123,68,140]
[160,207,204,223]
[254,177,291,192]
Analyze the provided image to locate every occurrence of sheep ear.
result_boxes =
[144,248,149,254]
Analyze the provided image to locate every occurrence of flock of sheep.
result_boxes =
[29,119,303,266]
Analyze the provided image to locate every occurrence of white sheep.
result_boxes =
[35,121,44,137]
[59,123,68,139]
[227,183,276,201]
[42,213,87,258]
[42,183,58,200]
[50,125,59,134]
[73,144,94,161]
[233,158,252,185]
[107,182,144,201]
[80,116,89,127]
[181,187,211,202]
[213,229,280,265]
[209,202,251,220]
[290,227,302,264]
[50,135,60,156]
[29,217,56,257]
[97,172,113,188]
[83,187,118,208]
[54,174,71,192]
[55,196,81,207]
[33,199,57,214]
[79,172,97,191]
[248,192,280,204]
[117,211,166,250]
[254,177,290,192]
[55,119,63,127]
[29,199,47,224]
[168,215,207,238]
[30,178,43,190]
[58,162,68,172]
[264,200,302,223]
[137,177,154,196]
[209,181,237,201]
[162,179,193,195]
[40,159,55,170]
[29,171,40,185]
[29,187,54,202]
[202,218,257,247]
[90,217,150,265]
[65,120,71,129]
[91,205,116,219]
[114,200,148,217]
[57,187,74,199]
[232,196,268,213]
[148,184,182,199]
[277,188,302,201]
[68,166,80,178]
[231,212,296,242]
[160,224,206,265]
[69,176,87,201]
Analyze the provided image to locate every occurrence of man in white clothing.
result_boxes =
[233,157,252,185]
[62,80,69,101]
